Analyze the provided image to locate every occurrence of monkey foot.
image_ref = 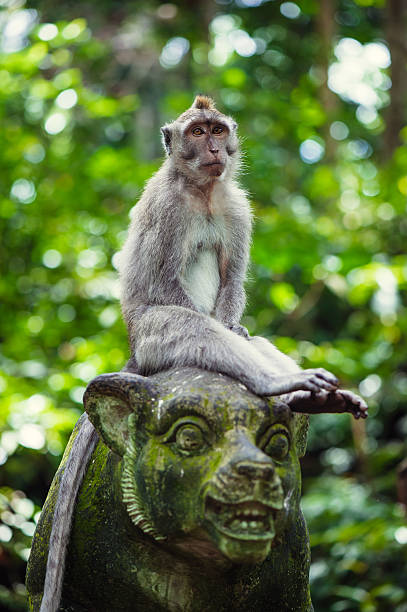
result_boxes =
[257,368,339,397]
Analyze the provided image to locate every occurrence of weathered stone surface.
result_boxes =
[27,367,313,611]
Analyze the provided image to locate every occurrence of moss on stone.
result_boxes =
[27,368,313,611]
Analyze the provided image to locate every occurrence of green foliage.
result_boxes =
[0,0,406,608]
[303,476,407,611]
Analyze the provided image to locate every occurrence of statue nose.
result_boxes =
[235,460,275,481]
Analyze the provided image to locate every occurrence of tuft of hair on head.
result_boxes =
[191,95,216,111]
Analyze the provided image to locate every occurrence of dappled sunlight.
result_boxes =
[209,15,259,65]
[159,36,189,68]
[280,2,301,20]
[299,138,325,164]
[10,178,36,204]
[1,8,37,53]
[329,38,391,125]
[55,88,77,109]
[1,2,406,609]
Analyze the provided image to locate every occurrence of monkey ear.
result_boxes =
[84,372,157,456]
[160,125,172,155]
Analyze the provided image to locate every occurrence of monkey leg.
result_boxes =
[131,305,338,397]
[249,336,367,417]
[248,335,341,393]
[248,336,302,374]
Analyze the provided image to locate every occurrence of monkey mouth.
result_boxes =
[204,496,276,541]
[203,161,224,168]
[203,162,225,177]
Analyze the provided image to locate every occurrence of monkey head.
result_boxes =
[160,96,239,184]
[84,367,308,565]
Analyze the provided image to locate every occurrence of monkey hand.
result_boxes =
[227,324,250,338]
[284,388,368,419]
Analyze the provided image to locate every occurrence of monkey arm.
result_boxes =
[215,279,246,325]
[131,305,339,397]
[121,273,197,354]
[152,277,198,309]
[214,216,250,326]
[120,195,198,322]
[151,217,198,308]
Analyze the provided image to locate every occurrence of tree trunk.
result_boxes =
[316,0,338,160]
[383,0,407,159]
[397,458,407,512]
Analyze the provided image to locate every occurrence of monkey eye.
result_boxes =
[191,126,205,136]
[212,125,224,134]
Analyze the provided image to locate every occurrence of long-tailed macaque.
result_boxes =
[120,95,367,415]
[36,95,367,612]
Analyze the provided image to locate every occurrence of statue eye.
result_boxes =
[191,126,204,136]
[212,125,224,134]
[161,416,212,454]
[175,424,205,452]
[261,427,290,461]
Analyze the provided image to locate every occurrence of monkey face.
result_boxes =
[160,97,239,184]
[181,120,231,177]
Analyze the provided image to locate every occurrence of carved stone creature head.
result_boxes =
[84,367,308,565]
[160,96,240,184]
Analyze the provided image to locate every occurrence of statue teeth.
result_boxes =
[240,521,248,529]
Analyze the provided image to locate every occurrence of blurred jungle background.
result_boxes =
[1,0,407,609]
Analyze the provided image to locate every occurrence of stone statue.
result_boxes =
[26,94,367,610]
[27,367,317,611]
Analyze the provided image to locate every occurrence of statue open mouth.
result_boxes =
[205,496,276,541]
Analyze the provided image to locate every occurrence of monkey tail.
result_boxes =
[40,414,99,612]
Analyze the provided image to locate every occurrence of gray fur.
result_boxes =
[119,96,340,397]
